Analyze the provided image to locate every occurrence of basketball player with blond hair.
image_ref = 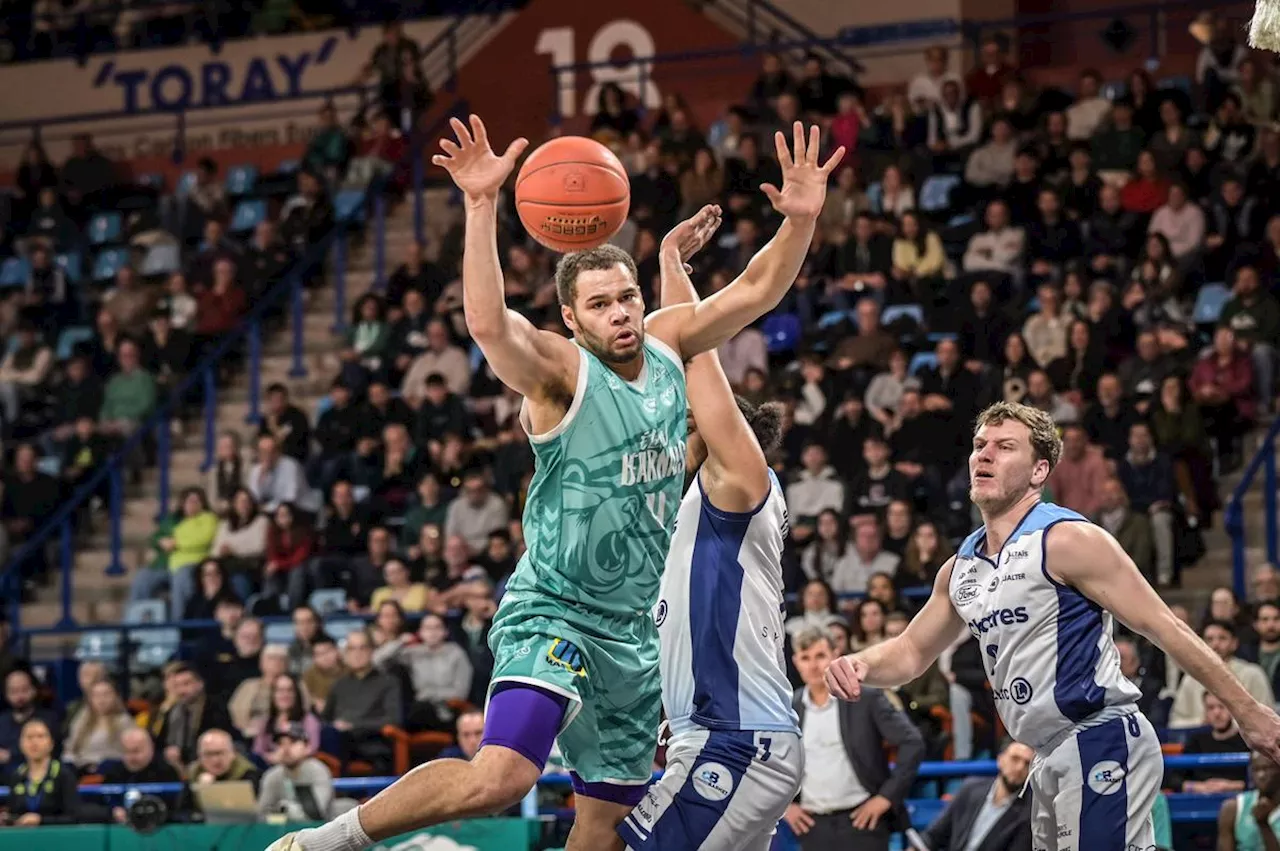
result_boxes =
[825,401,1280,851]
[267,118,843,851]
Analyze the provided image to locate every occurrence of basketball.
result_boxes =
[514,136,630,253]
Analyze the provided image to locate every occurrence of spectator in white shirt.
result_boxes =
[1148,183,1206,264]
[443,467,510,556]
[1022,282,1071,368]
[962,200,1025,278]
[831,517,901,595]
[248,434,322,515]
[907,46,963,108]
[964,116,1018,190]
[718,326,768,387]
[787,443,846,526]
[1170,619,1275,728]
[1066,68,1112,140]
[401,319,471,401]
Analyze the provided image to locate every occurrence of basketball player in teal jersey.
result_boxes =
[268,118,843,851]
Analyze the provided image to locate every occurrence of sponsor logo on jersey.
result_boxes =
[1005,549,1029,561]
[692,762,734,802]
[988,575,1000,592]
[955,583,981,604]
[989,572,1027,592]
[546,638,588,678]
[967,606,1030,636]
[1087,760,1126,795]
[620,429,686,487]
[993,677,1034,704]
[654,600,668,627]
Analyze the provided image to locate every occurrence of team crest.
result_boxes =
[546,638,588,677]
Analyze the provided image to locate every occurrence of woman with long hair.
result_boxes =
[678,147,724,218]
[1047,319,1107,406]
[371,600,416,669]
[230,645,292,737]
[890,210,945,305]
[369,558,430,614]
[341,293,390,389]
[865,571,904,615]
[251,674,321,763]
[850,598,887,651]
[62,680,136,772]
[263,502,315,609]
[801,509,852,585]
[289,605,331,674]
[131,487,219,620]
[212,487,268,596]
[784,578,846,638]
[878,164,916,219]
[1120,150,1171,214]
[882,500,915,556]
[183,559,235,622]
[897,519,956,593]
[1001,332,1035,404]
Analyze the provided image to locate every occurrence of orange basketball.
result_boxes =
[515,136,630,253]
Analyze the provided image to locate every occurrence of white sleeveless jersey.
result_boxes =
[657,469,800,738]
[948,501,1143,751]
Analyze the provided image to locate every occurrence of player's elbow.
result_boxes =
[465,310,508,345]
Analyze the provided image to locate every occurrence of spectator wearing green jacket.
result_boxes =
[98,340,156,437]
[303,104,353,186]
[128,488,220,621]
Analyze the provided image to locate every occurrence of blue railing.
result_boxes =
[1227,418,1280,598]
[0,754,1245,827]
[1,95,465,633]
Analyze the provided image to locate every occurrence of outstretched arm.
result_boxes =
[658,212,768,511]
[432,116,577,401]
[648,123,844,359]
[1047,521,1280,764]
[826,559,969,699]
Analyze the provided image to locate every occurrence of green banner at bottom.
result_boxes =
[0,819,537,851]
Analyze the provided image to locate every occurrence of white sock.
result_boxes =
[295,806,374,851]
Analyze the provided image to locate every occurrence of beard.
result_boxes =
[577,322,643,364]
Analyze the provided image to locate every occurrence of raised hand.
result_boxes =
[661,204,723,266]
[431,114,529,202]
[761,122,845,221]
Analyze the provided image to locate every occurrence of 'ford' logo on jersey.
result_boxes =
[955,583,981,604]
[968,606,1030,636]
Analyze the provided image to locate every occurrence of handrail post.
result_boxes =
[1230,502,1246,599]
[246,318,262,424]
[202,367,216,472]
[333,235,348,332]
[155,414,170,522]
[289,275,307,378]
[1267,441,1278,566]
[374,192,386,290]
[413,146,425,244]
[106,464,124,576]
[57,519,75,628]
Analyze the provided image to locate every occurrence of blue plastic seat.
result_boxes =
[882,304,924,327]
[132,628,180,669]
[93,247,131,282]
[334,189,367,222]
[325,618,366,642]
[88,211,122,246]
[230,198,267,234]
[762,312,801,354]
[919,174,961,213]
[176,171,198,197]
[76,631,122,664]
[125,599,166,624]
[310,588,347,616]
[56,251,82,283]
[265,621,295,646]
[865,182,883,214]
[225,164,259,196]
[314,395,334,418]
[36,456,61,477]
[0,257,30,288]
[817,309,858,330]
[909,351,939,376]
[56,326,94,360]
[277,159,300,174]
[140,243,181,277]
[1193,282,1231,325]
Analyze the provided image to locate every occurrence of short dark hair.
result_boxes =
[170,663,200,680]
[267,382,288,396]
[554,244,638,306]
[425,373,447,387]
[1257,601,1280,619]
[1203,619,1237,638]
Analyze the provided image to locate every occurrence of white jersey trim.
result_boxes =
[645,334,685,377]
[520,345,590,445]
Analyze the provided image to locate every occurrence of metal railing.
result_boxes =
[1,98,466,633]
[1226,418,1280,598]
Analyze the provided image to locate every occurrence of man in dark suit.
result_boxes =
[918,740,1034,851]
[785,626,925,851]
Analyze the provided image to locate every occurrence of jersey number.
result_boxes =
[757,737,772,763]
[646,491,668,525]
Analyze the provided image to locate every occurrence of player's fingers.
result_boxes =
[760,183,782,206]
[824,664,847,700]
[773,131,791,168]
[449,116,472,147]
[807,125,820,165]
[439,139,461,158]
[683,263,694,275]
[821,146,847,174]
[430,154,453,170]
[469,114,489,148]
[502,137,530,164]
[792,121,805,164]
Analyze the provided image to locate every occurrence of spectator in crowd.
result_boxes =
[188,728,260,790]
[303,104,353,183]
[258,723,353,821]
[322,630,401,773]
[212,488,269,584]
[1170,620,1274,728]
[0,320,52,432]
[1220,264,1279,413]
[403,613,473,732]
[3,443,63,591]
[228,645,290,736]
[961,200,1024,287]
[0,669,60,771]
[1047,424,1109,517]
[848,435,910,518]
[789,442,847,529]
[62,679,135,772]
[1084,372,1139,461]
[964,117,1017,192]
[415,373,473,448]
[1242,600,1280,699]
[830,517,901,595]
[249,434,322,515]
[1179,692,1249,793]
[263,502,315,607]
[259,383,312,462]
[103,266,156,338]
[880,611,949,755]
[3,719,85,827]
[207,432,248,515]
[183,561,238,623]
[401,319,470,401]
[130,487,219,619]
[1094,477,1156,581]
[440,710,485,762]
[302,637,346,715]
[1116,421,1177,586]
[157,663,234,768]
[98,339,156,438]
[786,627,923,851]
[251,675,321,763]
[1115,636,1166,723]
[787,578,847,639]
[1190,325,1256,471]
[443,466,509,556]
[919,741,1034,851]
[1217,751,1280,851]
[102,728,185,824]
[369,558,429,614]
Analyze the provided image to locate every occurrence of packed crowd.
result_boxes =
[3,11,1280,843]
